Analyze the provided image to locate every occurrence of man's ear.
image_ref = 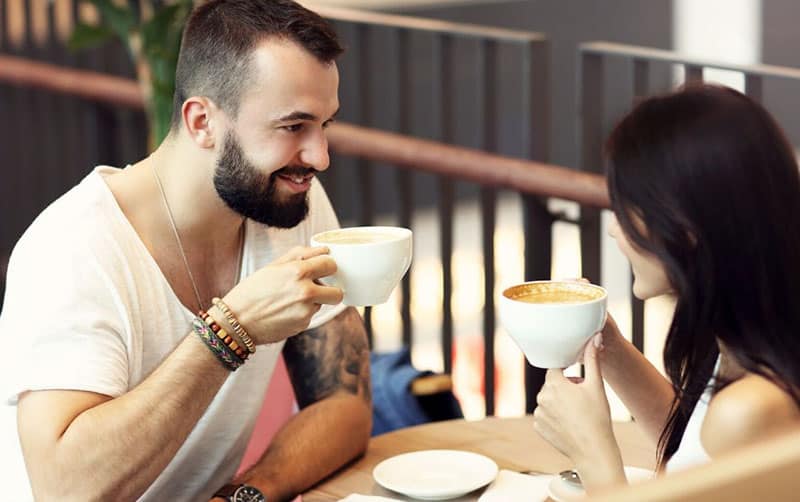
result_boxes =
[181,96,220,149]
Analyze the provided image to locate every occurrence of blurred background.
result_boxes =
[2,0,800,424]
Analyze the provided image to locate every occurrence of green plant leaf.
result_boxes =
[140,1,192,56]
[84,0,136,41]
[67,22,115,51]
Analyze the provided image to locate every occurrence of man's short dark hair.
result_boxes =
[171,0,343,129]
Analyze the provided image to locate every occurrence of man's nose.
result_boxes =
[298,131,330,172]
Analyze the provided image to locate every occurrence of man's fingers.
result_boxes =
[300,255,338,280]
[307,284,344,305]
[275,246,329,265]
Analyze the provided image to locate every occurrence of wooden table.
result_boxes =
[303,416,656,501]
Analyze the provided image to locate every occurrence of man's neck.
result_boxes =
[104,136,247,310]
[145,137,245,250]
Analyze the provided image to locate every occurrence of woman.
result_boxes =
[533,84,800,493]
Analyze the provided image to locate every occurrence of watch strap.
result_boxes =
[213,483,266,501]
[213,484,239,500]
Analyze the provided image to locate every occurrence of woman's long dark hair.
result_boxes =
[605,84,800,468]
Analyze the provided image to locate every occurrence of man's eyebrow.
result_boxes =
[276,111,317,122]
[275,108,340,123]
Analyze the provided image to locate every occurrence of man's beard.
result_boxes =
[213,132,312,228]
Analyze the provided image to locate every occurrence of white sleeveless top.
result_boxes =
[665,357,721,473]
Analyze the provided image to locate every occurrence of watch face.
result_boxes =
[232,485,265,502]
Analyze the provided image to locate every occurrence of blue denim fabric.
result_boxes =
[370,348,463,436]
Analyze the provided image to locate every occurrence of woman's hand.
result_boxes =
[533,333,627,492]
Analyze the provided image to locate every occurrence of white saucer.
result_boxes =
[547,466,654,501]
[372,449,499,500]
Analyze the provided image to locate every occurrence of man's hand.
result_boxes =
[222,246,344,345]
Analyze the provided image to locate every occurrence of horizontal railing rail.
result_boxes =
[306,2,547,42]
[0,53,603,206]
[582,41,800,81]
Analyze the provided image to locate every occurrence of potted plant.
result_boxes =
[69,0,195,148]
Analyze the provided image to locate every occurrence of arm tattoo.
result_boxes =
[282,307,371,409]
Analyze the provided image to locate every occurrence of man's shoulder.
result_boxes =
[11,167,129,266]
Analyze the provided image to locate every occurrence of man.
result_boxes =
[0,1,371,500]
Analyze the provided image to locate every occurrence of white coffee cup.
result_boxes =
[497,280,607,368]
[310,226,413,306]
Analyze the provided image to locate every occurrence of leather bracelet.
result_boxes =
[212,297,256,353]
[191,316,243,371]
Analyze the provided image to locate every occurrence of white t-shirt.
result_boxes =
[0,166,345,501]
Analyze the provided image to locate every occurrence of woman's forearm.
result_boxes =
[601,330,675,445]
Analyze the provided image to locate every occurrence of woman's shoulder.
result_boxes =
[700,373,800,457]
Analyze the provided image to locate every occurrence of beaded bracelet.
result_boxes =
[200,310,249,362]
[212,297,256,354]
[191,316,243,371]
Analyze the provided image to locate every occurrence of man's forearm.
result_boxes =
[19,333,229,501]
[229,307,372,501]
[236,392,371,501]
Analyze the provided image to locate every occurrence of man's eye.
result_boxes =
[322,119,335,129]
[282,124,304,132]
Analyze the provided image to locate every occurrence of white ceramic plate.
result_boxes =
[372,449,499,500]
[547,466,655,501]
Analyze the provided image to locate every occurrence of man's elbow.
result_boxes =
[351,394,372,454]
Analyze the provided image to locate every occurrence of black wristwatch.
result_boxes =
[214,483,266,502]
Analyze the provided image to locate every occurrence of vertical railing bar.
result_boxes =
[67,0,88,181]
[397,28,413,349]
[356,23,374,343]
[0,0,7,49]
[0,0,10,305]
[43,0,61,201]
[684,64,704,84]
[522,39,551,413]
[438,33,455,375]
[629,58,649,354]
[578,52,604,285]
[744,73,764,103]
[578,49,603,383]
[480,38,498,417]
[20,0,38,226]
[633,58,650,103]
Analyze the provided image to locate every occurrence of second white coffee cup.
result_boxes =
[310,226,413,306]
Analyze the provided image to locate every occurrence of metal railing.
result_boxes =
[578,41,800,353]
[0,1,553,417]
[314,5,550,416]
[0,52,593,417]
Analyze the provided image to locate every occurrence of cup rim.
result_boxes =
[500,280,607,306]
[311,226,412,246]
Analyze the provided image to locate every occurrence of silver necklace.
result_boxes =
[151,165,244,312]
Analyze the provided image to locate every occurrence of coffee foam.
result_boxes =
[504,282,604,304]
[314,229,402,245]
